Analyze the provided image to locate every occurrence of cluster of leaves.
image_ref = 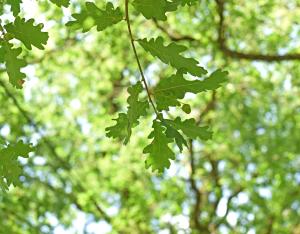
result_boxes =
[0,1,49,88]
[65,1,228,172]
[0,138,33,191]
[0,0,227,177]
[0,0,59,191]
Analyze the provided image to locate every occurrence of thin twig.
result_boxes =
[215,0,300,62]
[124,0,159,116]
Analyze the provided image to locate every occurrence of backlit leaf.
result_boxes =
[67,2,123,32]
[154,69,228,110]
[0,140,33,191]
[7,0,22,16]
[106,82,149,144]
[5,17,49,50]
[133,0,167,20]
[2,42,26,89]
[143,121,175,172]
[138,37,207,76]
[165,117,213,140]
[50,0,70,7]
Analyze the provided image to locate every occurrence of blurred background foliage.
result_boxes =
[0,0,300,233]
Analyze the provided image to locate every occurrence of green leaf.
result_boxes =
[0,140,33,191]
[166,0,198,11]
[50,0,70,7]
[132,0,167,21]
[126,82,149,143]
[164,117,213,140]
[5,17,49,50]
[138,37,207,76]
[2,42,26,89]
[7,0,22,16]
[66,2,123,32]
[164,122,187,152]
[105,113,129,142]
[106,82,149,144]
[154,69,228,110]
[143,121,175,172]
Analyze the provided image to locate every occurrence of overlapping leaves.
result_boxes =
[0,0,228,174]
[0,140,33,191]
[0,14,48,88]
[106,82,149,144]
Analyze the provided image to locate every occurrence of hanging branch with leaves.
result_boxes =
[0,0,228,192]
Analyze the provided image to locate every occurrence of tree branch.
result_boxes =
[0,80,111,223]
[215,0,300,62]
[125,0,159,116]
[153,19,196,42]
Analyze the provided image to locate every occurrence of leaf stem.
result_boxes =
[124,0,159,116]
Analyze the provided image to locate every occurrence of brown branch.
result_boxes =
[196,91,217,125]
[153,0,300,62]
[215,186,243,227]
[188,140,210,233]
[153,19,196,42]
[188,140,202,230]
[215,0,300,62]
